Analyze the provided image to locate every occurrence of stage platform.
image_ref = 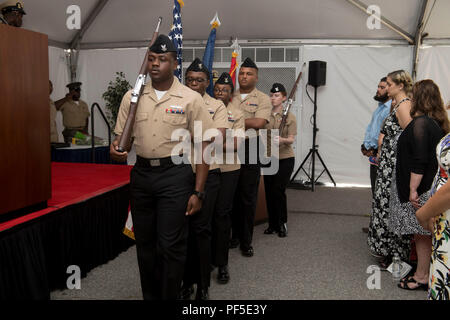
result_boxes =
[0,162,134,299]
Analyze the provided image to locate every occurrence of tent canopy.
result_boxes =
[22,0,450,48]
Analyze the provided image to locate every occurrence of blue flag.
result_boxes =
[168,0,184,81]
[202,13,220,96]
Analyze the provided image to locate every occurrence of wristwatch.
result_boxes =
[192,190,205,200]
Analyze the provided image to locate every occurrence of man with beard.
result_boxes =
[361,77,391,233]
[55,82,90,143]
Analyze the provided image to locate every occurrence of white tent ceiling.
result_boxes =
[21,0,450,48]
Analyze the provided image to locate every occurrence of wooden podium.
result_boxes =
[0,25,51,216]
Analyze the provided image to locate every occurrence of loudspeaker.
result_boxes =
[308,60,326,87]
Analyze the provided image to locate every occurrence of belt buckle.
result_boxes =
[150,159,160,167]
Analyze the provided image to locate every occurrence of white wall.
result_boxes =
[77,48,147,141]
[297,45,414,186]
[47,44,450,186]
[417,46,450,105]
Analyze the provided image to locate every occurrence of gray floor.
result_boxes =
[51,186,427,300]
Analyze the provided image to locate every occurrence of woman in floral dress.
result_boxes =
[367,70,413,265]
[417,132,450,300]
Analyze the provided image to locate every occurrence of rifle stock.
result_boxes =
[279,62,306,135]
[117,17,162,152]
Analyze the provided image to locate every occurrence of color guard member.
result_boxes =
[180,58,228,300]
[212,72,245,283]
[263,83,297,237]
[110,35,213,300]
[229,58,271,257]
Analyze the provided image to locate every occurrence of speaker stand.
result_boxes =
[289,85,336,191]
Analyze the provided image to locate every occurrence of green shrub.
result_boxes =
[102,72,132,133]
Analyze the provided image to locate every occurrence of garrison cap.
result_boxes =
[241,57,258,70]
[66,82,82,90]
[270,83,286,93]
[149,34,177,54]
[185,58,210,78]
[215,72,234,91]
[0,1,26,15]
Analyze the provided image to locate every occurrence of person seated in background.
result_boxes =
[0,0,26,27]
[49,80,58,143]
[55,82,90,143]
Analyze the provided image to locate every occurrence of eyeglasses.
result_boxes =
[186,77,207,83]
[213,88,231,94]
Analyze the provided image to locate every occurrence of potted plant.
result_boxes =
[102,72,132,133]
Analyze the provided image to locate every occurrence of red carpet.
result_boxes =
[0,162,132,232]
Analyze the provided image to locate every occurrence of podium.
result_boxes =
[0,25,51,216]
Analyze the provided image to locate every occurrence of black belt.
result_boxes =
[136,155,185,168]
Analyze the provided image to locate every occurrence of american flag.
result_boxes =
[168,0,184,81]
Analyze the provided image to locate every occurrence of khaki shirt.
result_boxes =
[49,99,58,143]
[265,111,297,159]
[191,93,228,172]
[230,88,271,138]
[114,77,213,159]
[60,99,90,129]
[220,103,245,173]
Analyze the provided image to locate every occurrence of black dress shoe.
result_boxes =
[241,246,254,257]
[229,238,240,249]
[217,265,230,284]
[196,287,209,300]
[179,285,194,300]
[264,227,277,234]
[278,224,287,238]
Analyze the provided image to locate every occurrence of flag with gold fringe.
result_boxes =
[202,12,220,96]
[123,206,135,240]
[229,38,239,88]
[168,0,184,81]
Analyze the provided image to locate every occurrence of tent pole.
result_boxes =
[66,0,109,81]
[69,0,109,50]
[412,0,434,81]
[345,0,414,44]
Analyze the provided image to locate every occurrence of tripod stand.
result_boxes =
[289,85,336,191]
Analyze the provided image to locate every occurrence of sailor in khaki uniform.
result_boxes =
[229,58,271,257]
[49,80,58,143]
[0,0,26,27]
[211,72,245,284]
[180,58,228,300]
[263,83,297,238]
[55,82,90,143]
[110,35,213,300]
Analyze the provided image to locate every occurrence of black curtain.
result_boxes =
[0,185,134,300]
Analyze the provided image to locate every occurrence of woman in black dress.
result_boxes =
[390,80,449,290]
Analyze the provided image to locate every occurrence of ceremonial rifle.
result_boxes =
[279,62,306,135]
[117,17,162,152]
